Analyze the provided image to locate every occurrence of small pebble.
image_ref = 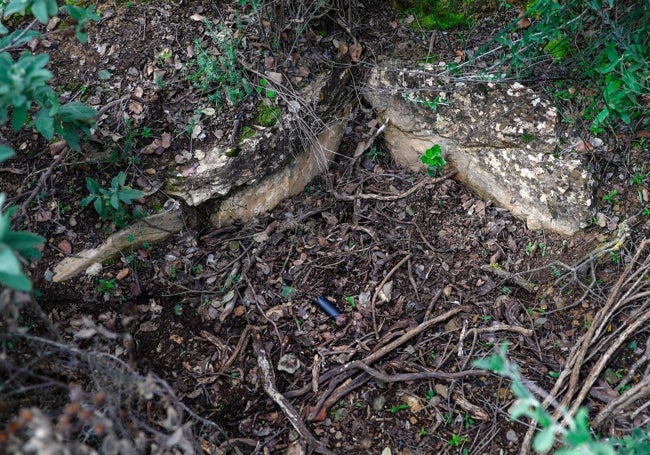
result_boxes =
[372,395,386,411]
[506,429,519,442]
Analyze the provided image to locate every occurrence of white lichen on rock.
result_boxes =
[363,61,594,235]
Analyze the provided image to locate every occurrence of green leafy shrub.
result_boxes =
[0,0,99,290]
[0,191,44,291]
[64,4,101,43]
[0,0,100,151]
[187,20,252,107]
[80,172,145,224]
[475,344,650,453]
[484,0,648,134]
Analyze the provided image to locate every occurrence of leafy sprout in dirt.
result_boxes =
[97,278,116,295]
[80,171,144,225]
[365,145,385,162]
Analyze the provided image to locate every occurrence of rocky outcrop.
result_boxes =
[167,66,351,223]
[52,66,352,282]
[363,61,594,235]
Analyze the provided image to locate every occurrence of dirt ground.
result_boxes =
[2,1,650,454]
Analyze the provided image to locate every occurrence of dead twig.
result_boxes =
[520,237,650,455]
[17,146,70,221]
[480,263,539,294]
[332,172,455,202]
[252,334,336,455]
[592,375,650,428]
[371,253,412,339]
[218,325,263,373]
[307,305,469,420]
[353,362,485,383]
[466,323,534,338]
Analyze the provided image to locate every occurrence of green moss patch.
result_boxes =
[393,0,474,30]
[256,104,281,127]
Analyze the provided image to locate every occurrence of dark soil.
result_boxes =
[1,1,650,454]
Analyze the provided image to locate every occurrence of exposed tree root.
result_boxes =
[520,237,650,454]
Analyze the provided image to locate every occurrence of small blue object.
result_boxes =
[314,296,341,318]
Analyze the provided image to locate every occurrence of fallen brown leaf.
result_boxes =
[161,132,172,148]
[128,101,143,114]
[58,239,72,254]
[116,268,129,280]
[349,42,362,62]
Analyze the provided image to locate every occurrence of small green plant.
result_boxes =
[448,433,468,447]
[365,145,385,162]
[186,20,252,107]
[403,93,448,110]
[80,172,145,224]
[281,286,298,301]
[420,144,446,177]
[629,171,647,186]
[345,295,356,309]
[417,427,428,438]
[388,403,409,413]
[238,126,255,142]
[610,251,620,264]
[521,132,535,144]
[525,241,535,256]
[425,389,435,400]
[395,0,473,31]
[97,278,116,295]
[602,189,619,204]
[256,78,276,99]
[463,414,474,429]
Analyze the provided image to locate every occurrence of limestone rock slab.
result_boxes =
[363,61,594,235]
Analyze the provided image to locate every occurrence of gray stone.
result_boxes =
[363,60,594,235]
